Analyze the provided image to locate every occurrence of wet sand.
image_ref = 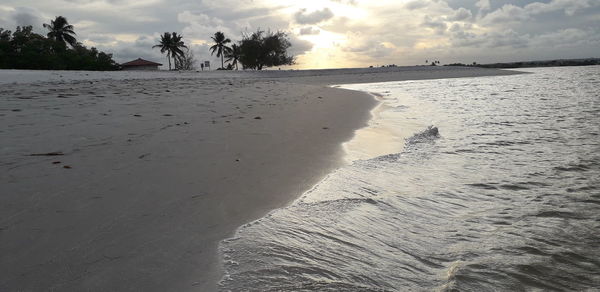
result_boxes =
[0,66,520,291]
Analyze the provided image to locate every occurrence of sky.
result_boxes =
[0,0,599,69]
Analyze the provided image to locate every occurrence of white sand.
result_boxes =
[0,66,521,291]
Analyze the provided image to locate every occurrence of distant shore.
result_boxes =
[0,66,521,291]
[0,65,521,85]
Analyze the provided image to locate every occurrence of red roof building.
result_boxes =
[120,58,162,71]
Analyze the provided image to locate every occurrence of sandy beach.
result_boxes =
[1,66,520,291]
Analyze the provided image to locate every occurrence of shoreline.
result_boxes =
[216,66,600,292]
[0,67,522,291]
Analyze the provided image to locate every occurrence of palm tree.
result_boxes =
[169,32,187,69]
[224,44,241,70]
[43,16,77,48]
[153,32,173,70]
[153,32,187,70]
[209,31,232,69]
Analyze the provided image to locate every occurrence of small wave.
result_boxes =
[533,210,581,219]
[554,163,591,172]
[405,125,440,145]
[466,183,499,190]
[499,184,530,191]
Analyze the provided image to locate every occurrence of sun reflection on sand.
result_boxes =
[339,84,437,162]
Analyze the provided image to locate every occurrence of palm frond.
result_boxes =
[64,34,77,47]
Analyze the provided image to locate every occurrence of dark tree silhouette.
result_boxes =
[224,43,241,70]
[238,30,294,70]
[153,32,173,70]
[153,32,187,70]
[0,25,118,70]
[170,32,187,68]
[209,31,232,69]
[43,16,77,48]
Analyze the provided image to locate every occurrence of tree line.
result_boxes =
[0,16,119,70]
[0,14,296,71]
[154,30,295,70]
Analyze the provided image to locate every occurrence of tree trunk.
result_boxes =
[167,55,171,70]
[221,54,224,69]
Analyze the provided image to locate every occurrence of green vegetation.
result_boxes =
[0,16,118,70]
[210,30,295,70]
[153,32,188,70]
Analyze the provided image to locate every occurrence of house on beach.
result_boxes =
[120,58,162,71]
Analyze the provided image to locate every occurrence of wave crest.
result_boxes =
[406,125,440,145]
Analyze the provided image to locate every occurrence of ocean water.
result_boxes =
[219,66,600,291]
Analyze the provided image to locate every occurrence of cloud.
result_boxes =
[450,28,529,49]
[294,8,334,24]
[532,28,597,48]
[481,4,530,24]
[449,7,472,21]
[330,0,357,5]
[525,0,596,16]
[488,29,530,48]
[476,0,490,11]
[0,0,598,68]
[481,0,600,25]
[405,0,429,10]
[178,11,236,41]
[299,26,320,35]
[287,34,314,56]
[422,15,447,34]
[339,34,398,64]
[11,7,42,27]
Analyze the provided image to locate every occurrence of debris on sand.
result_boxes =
[29,152,64,156]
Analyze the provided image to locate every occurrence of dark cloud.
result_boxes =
[405,0,429,10]
[294,8,334,24]
[287,34,314,56]
[12,7,42,27]
[422,15,447,34]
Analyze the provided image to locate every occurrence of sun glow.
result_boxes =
[295,48,348,69]
[299,29,346,49]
